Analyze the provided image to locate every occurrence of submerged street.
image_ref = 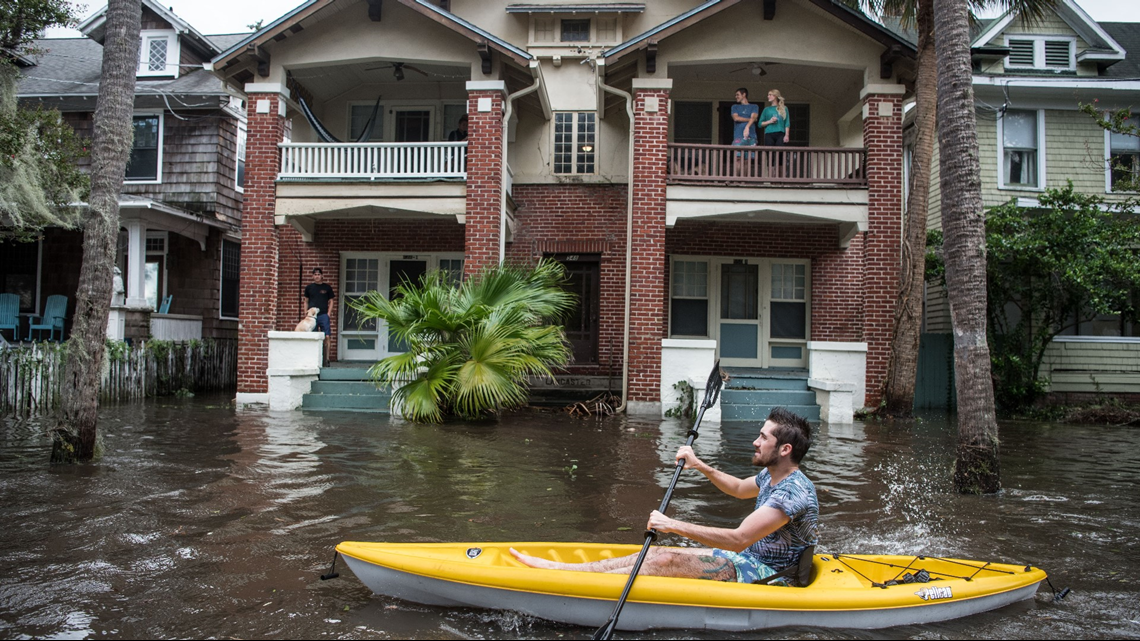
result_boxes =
[0,398,1137,639]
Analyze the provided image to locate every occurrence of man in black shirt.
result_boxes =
[303,268,335,337]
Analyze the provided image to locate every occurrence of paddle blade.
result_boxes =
[701,359,724,410]
[592,620,616,640]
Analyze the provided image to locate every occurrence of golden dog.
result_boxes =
[295,307,319,332]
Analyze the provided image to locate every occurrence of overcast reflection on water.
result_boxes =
[0,397,1138,639]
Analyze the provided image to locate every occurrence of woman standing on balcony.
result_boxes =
[760,90,790,146]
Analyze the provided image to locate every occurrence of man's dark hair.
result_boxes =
[767,407,812,463]
[312,268,323,275]
[736,87,749,98]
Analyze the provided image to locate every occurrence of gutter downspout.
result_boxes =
[597,65,635,413]
[500,61,543,262]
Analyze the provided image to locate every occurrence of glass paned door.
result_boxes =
[718,262,760,363]
[340,256,380,361]
[387,259,427,353]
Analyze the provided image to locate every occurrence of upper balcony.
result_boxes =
[667,144,866,187]
[279,141,468,181]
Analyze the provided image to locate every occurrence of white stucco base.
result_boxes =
[626,401,664,416]
[235,392,270,407]
[809,378,856,424]
[660,339,721,423]
[266,331,324,410]
[807,341,867,409]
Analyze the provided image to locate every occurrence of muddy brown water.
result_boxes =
[1,397,1138,639]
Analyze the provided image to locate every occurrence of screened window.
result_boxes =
[770,263,807,339]
[1109,116,1140,192]
[671,260,708,337]
[221,240,240,319]
[1001,110,1039,188]
[235,122,247,191]
[349,103,385,141]
[554,112,595,174]
[126,115,161,181]
[561,19,590,42]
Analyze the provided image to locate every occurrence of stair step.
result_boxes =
[726,376,809,391]
[302,393,391,411]
[720,389,817,405]
[319,367,374,381]
[310,380,389,395]
[720,404,821,422]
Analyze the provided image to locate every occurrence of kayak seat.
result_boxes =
[754,545,816,588]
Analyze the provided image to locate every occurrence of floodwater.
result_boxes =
[1,398,1138,640]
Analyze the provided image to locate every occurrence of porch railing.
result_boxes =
[279,141,467,180]
[667,144,867,186]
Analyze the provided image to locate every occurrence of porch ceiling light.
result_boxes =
[393,63,405,81]
[581,144,594,152]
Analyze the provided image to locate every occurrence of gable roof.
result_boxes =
[78,0,222,57]
[603,0,916,64]
[970,0,1125,65]
[211,0,532,71]
[1101,22,1140,79]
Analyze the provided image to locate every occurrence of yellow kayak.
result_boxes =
[336,541,1047,631]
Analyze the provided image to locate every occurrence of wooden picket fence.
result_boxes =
[0,339,238,417]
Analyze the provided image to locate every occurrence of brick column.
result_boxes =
[861,86,905,407]
[236,88,287,402]
[464,82,506,275]
[626,81,671,412]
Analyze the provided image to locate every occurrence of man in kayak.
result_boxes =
[511,407,818,583]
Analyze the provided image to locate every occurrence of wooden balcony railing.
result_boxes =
[667,144,867,186]
[278,141,467,180]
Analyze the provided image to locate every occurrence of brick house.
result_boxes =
[7,0,245,343]
[918,0,1140,400]
[208,0,917,413]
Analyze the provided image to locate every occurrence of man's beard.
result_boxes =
[752,449,777,467]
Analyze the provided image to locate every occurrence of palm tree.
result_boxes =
[849,0,1053,418]
[350,259,574,422]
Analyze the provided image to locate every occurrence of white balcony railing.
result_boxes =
[278,141,467,180]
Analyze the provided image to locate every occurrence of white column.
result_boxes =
[125,221,149,308]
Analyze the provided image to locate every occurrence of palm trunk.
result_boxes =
[882,0,936,417]
[934,0,1000,492]
[50,0,140,463]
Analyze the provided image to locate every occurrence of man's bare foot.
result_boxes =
[509,547,558,570]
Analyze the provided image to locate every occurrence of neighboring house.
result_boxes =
[209,0,919,412]
[918,0,1140,399]
[5,0,245,343]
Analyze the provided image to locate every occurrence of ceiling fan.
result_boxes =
[364,61,429,81]
[729,62,777,76]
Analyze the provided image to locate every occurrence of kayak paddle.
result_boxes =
[593,360,724,640]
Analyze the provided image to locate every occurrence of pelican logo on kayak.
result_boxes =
[466,548,482,559]
[915,586,953,601]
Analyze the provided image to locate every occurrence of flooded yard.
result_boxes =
[1,397,1138,639]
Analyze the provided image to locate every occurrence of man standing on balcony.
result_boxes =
[448,114,468,142]
[731,88,759,176]
[304,268,336,365]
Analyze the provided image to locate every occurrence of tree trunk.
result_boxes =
[882,0,936,417]
[50,0,140,464]
[933,0,1000,493]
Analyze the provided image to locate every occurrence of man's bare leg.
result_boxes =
[510,547,735,581]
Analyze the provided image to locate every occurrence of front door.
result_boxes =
[551,254,600,365]
[717,262,761,366]
[386,258,428,353]
[339,254,430,361]
[393,108,432,142]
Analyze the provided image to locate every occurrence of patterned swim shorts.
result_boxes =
[711,549,776,583]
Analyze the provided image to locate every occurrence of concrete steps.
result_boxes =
[301,364,391,412]
[720,370,820,422]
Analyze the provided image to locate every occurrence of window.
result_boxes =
[673,102,713,144]
[560,19,590,42]
[126,114,162,182]
[221,240,240,319]
[1004,36,1074,71]
[1000,110,1042,188]
[786,104,810,146]
[554,112,595,174]
[1108,115,1140,192]
[138,31,177,77]
[770,263,807,339]
[235,121,247,192]
[439,258,464,286]
[349,103,385,141]
[670,260,709,337]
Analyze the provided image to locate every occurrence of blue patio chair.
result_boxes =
[158,295,172,314]
[0,293,19,341]
[27,295,67,342]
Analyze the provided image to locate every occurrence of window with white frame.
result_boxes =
[670,260,709,337]
[1000,110,1042,188]
[1004,36,1074,72]
[138,30,178,77]
[348,102,385,141]
[221,239,240,319]
[554,112,595,174]
[125,114,162,182]
[235,121,247,192]
[439,258,464,286]
[1108,115,1140,192]
[770,263,807,340]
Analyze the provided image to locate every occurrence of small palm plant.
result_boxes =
[349,259,574,422]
